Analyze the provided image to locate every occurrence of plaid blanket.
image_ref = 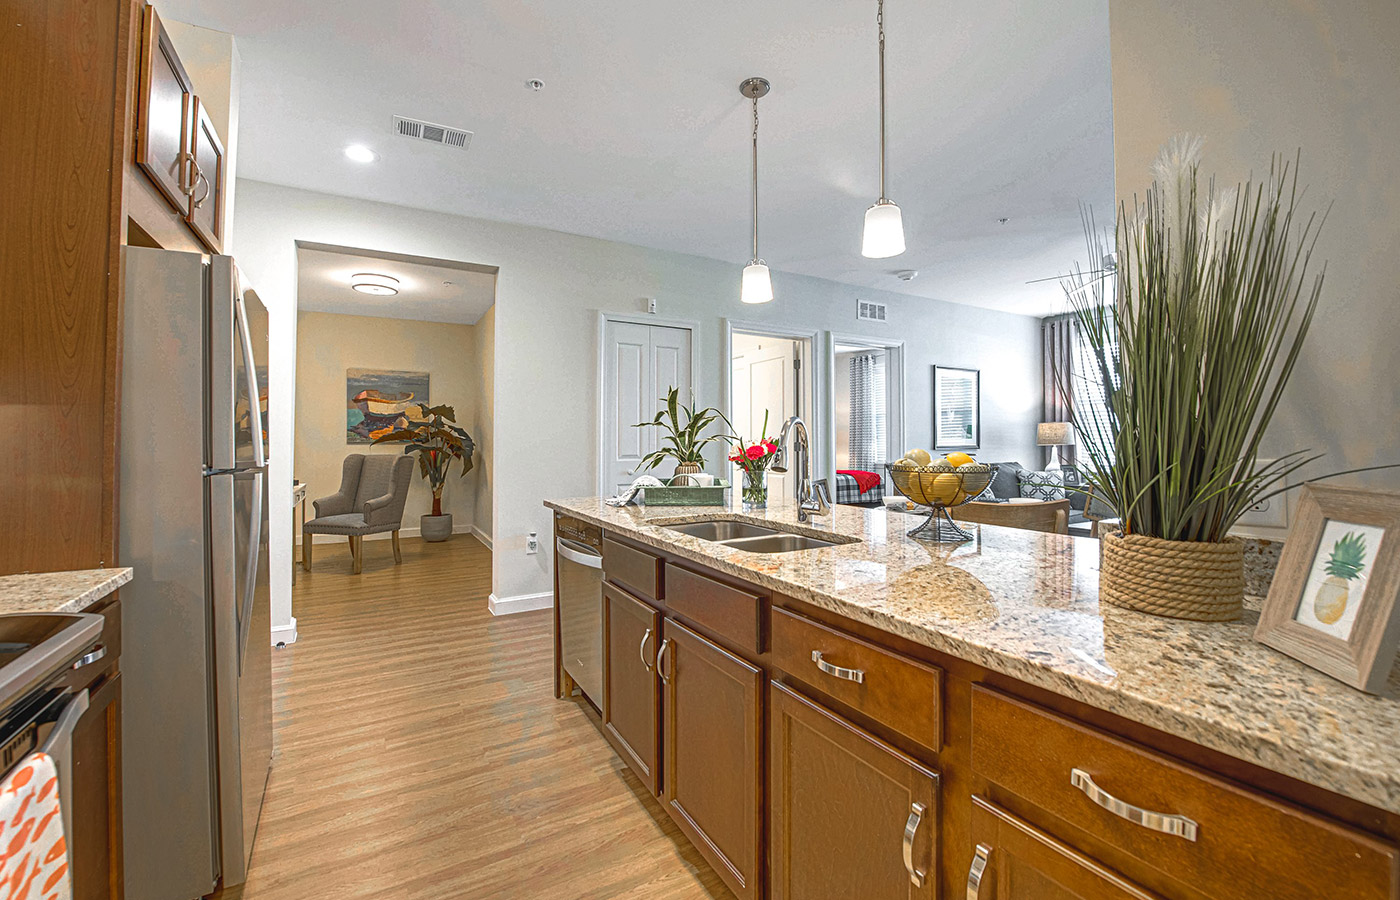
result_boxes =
[835,472,885,505]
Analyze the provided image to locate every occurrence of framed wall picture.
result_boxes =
[346,368,430,444]
[933,366,980,450]
[1255,485,1400,693]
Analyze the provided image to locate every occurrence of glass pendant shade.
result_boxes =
[861,201,906,259]
[741,261,773,304]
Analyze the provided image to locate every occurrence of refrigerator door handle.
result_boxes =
[237,471,264,675]
[234,294,266,468]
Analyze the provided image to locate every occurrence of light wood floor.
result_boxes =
[226,535,731,900]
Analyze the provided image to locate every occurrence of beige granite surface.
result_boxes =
[546,497,1400,816]
[0,568,133,615]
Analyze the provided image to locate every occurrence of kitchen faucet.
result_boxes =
[772,415,832,522]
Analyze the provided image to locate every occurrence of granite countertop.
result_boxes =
[0,568,133,615]
[545,497,1400,816]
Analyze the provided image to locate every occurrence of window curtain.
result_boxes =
[1042,315,1076,466]
[847,352,886,471]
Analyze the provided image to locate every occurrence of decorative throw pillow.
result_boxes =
[1019,470,1066,501]
[969,481,998,502]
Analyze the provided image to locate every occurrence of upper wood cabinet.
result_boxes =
[769,682,939,900]
[660,618,764,900]
[134,3,226,252]
[601,584,662,795]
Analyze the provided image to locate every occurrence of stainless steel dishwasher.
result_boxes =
[556,516,604,706]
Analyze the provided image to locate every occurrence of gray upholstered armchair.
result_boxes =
[302,454,415,574]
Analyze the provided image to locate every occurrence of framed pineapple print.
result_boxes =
[1256,485,1400,693]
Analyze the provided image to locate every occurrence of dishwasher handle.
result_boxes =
[556,538,603,569]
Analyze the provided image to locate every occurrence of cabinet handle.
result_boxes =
[191,166,211,209]
[72,645,106,669]
[1070,768,1198,841]
[965,843,991,900]
[811,650,864,684]
[656,638,672,684]
[902,801,928,887]
[639,627,654,673]
[176,151,197,196]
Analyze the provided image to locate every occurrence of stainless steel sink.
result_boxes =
[666,520,782,541]
[720,534,843,553]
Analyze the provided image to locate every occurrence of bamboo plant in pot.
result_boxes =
[633,387,726,485]
[374,405,475,542]
[1064,136,1383,621]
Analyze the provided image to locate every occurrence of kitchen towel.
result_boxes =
[605,475,664,507]
[0,751,70,900]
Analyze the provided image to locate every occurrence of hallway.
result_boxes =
[235,535,730,899]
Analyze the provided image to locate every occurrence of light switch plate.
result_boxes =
[1237,459,1289,529]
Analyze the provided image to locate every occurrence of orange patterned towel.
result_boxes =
[0,752,70,900]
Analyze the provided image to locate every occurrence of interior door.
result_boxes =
[730,337,798,499]
[602,320,693,494]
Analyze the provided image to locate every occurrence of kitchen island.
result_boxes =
[546,497,1400,900]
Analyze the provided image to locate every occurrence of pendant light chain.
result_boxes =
[877,0,887,203]
[751,93,760,261]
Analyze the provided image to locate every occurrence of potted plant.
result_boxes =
[374,404,475,543]
[723,409,780,510]
[1064,136,1387,620]
[633,387,726,485]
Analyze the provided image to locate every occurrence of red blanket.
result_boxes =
[838,469,883,494]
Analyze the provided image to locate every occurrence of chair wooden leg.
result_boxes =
[303,534,312,570]
[392,530,402,563]
[351,535,363,574]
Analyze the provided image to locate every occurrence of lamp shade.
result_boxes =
[861,200,906,258]
[741,262,773,304]
[1036,422,1074,446]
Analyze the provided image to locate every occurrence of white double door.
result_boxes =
[603,321,694,495]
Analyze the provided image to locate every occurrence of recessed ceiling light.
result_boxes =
[894,269,919,282]
[350,272,399,295]
[344,144,378,163]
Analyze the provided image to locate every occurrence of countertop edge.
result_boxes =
[0,568,134,616]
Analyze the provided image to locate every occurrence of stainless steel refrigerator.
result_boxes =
[119,247,273,900]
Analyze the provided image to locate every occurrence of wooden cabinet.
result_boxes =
[601,584,661,794]
[186,98,226,251]
[769,682,939,900]
[966,795,1159,900]
[660,618,764,900]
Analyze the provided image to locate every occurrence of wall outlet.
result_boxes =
[646,297,658,314]
[526,531,539,554]
[1237,459,1289,529]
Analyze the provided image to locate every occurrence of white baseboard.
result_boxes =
[470,526,493,550]
[301,523,474,545]
[488,591,552,616]
[271,617,298,646]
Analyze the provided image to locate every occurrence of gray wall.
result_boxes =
[233,178,1042,614]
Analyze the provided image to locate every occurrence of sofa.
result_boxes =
[984,461,1096,535]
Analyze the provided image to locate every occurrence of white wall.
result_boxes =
[1110,0,1400,537]
[233,178,1042,620]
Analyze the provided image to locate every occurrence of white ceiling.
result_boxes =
[296,244,497,324]
[166,0,1114,316]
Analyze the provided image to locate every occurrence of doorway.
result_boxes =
[725,324,815,502]
[831,334,905,501]
[598,314,697,495]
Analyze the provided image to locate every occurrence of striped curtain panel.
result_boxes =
[848,353,886,471]
[1042,315,1076,466]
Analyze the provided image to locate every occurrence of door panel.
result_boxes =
[730,337,797,499]
[769,682,939,900]
[662,619,763,900]
[602,321,694,493]
[602,585,661,793]
[187,98,225,252]
[136,6,193,213]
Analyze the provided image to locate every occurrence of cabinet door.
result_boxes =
[661,618,763,900]
[136,5,193,213]
[965,795,1162,900]
[186,97,226,252]
[71,672,122,900]
[769,682,939,900]
[602,584,661,794]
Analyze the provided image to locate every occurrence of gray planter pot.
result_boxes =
[421,513,453,542]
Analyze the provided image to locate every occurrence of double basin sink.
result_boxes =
[664,519,858,553]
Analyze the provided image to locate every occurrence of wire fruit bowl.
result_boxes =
[887,462,997,542]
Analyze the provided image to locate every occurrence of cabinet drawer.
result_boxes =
[771,608,941,752]
[664,564,763,656]
[971,687,1399,900]
[603,537,662,602]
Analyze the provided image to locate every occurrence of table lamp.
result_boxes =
[1036,422,1073,470]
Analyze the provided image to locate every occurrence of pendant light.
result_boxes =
[862,0,906,259]
[740,77,773,304]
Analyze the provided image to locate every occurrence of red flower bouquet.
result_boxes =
[723,410,780,509]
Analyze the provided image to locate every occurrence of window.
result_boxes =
[847,352,886,470]
[1071,325,1120,460]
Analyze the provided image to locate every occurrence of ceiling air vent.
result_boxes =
[857,299,888,322]
[393,115,473,150]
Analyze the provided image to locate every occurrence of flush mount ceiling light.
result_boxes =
[861,0,906,259]
[350,273,399,296]
[739,77,773,305]
[344,144,379,163]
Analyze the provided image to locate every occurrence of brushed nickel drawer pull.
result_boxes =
[902,801,927,887]
[965,843,991,899]
[656,638,673,684]
[812,650,865,684]
[72,645,106,669]
[639,628,654,673]
[1070,768,1199,841]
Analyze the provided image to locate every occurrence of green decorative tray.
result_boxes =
[642,478,730,507]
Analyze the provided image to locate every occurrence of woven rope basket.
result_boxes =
[1100,532,1245,621]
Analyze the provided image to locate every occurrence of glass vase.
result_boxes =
[742,469,768,510]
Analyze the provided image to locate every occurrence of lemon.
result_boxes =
[907,448,932,466]
[928,473,962,504]
[931,456,949,468]
[945,451,975,467]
